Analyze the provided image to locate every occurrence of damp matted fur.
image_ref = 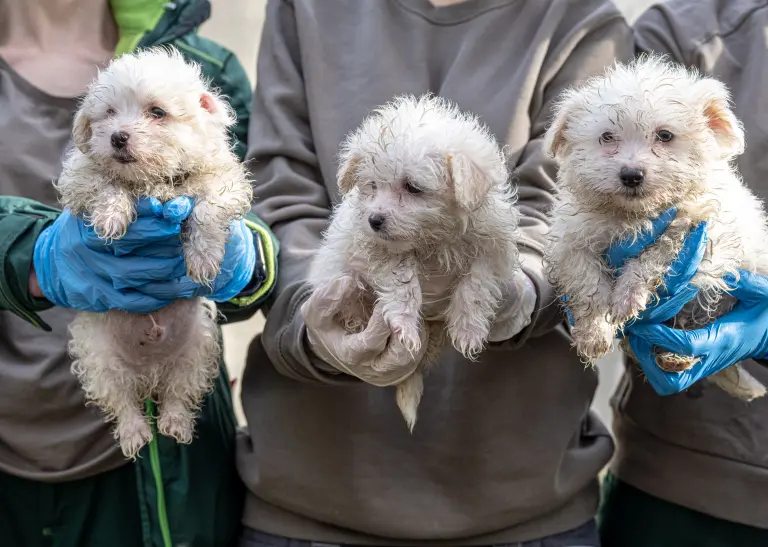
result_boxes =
[57,47,253,457]
[544,55,767,401]
[309,94,522,430]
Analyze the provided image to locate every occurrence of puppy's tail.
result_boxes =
[394,321,447,432]
[396,371,424,433]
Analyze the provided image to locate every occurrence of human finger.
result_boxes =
[725,270,768,302]
[633,283,701,325]
[626,322,700,357]
[659,221,707,297]
[605,207,677,270]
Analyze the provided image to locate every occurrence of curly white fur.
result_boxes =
[58,47,252,458]
[544,55,768,401]
[309,94,522,430]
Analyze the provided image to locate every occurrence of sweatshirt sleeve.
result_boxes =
[246,0,349,384]
[0,196,59,330]
[496,5,634,347]
[633,1,706,66]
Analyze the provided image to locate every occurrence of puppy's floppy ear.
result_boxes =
[337,154,361,195]
[543,93,578,160]
[72,109,92,154]
[200,92,236,127]
[447,153,493,212]
[692,77,745,157]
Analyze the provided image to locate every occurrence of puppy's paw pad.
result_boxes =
[389,316,422,354]
[117,419,153,459]
[158,410,195,444]
[655,351,698,372]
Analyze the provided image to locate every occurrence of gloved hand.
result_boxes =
[134,200,256,303]
[301,277,428,386]
[559,208,707,329]
[488,270,537,342]
[627,270,768,395]
[34,196,255,313]
[604,207,708,324]
[600,205,754,395]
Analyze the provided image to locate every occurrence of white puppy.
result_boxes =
[309,94,522,429]
[544,55,767,400]
[56,47,252,458]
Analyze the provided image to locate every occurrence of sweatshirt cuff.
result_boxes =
[227,216,279,309]
[0,215,54,331]
[513,247,563,342]
[261,281,356,385]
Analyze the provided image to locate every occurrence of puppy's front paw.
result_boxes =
[116,416,153,459]
[388,314,422,354]
[184,242,223,286]
[90,210,132,241]
[611,282,651,325]
[572,318,615,363]
[448,316,490,361]
[157,408,195,444]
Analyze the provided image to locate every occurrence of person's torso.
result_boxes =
[240,0,618,543]
[614,0,768,527]
[0,57,126,479]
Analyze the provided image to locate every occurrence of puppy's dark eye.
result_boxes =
[150,107,166,119]
[405,180,422,194]
[656,129,674,142]
[369,181,377,191]
[106,107,116,116]
[600,131,615,144]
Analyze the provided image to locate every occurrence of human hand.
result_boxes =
[33,196,255,313]
[301,277,428,386]
[134,201,256,303]
[488,270,536,342]
[604,207,708,325]
[626,270,768,395]
[560,208,707,328]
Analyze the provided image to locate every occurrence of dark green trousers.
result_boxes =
[0,364,243,547]
[0,463,142,547]
[598,472,768,547]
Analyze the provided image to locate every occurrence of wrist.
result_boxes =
[210,226,258,302]
[31,228,59,306]
[28,266,43,298]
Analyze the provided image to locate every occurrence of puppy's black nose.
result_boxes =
[111,131,130,150]
[368,214,385,231]
[620,167,645,188]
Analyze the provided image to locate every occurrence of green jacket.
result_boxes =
[0,2,276,546]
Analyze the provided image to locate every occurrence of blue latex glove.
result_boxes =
[604,208,709,325]
[600,206,761,396]
[562,207,708,328]
[627,270,768,395]
[34,196,255,313]
[135,216,256,303]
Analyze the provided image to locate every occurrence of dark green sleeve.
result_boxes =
[216,51,252,161]
[0,196,59,330]
[172,35,253,160]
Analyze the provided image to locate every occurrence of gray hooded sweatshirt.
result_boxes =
[618,0,768,529]
[238,0,633,544]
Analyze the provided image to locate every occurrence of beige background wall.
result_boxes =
[199,0,658,426]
